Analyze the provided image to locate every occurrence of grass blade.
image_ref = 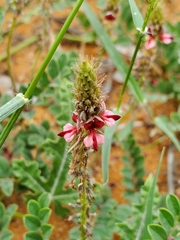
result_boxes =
[128,0,144,31]
[139,147,165,239]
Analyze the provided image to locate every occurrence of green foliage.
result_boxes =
[116,175,159,240]
[148,194,180,239]
[0,157,13,197]
[102,115,120,183]
[23,192,53,240]
[11,53,77,216]
[12,146,77,217]
[121,133,145,200]
[5,52,77,217]
[155,115,180,151]
[128,0,144,31]
[0,202,18,240]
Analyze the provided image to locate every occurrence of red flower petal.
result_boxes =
[84,117,105,130]
[145,36,156,50]
[104,11,116,21]
[58,123,77,142]
[84,129,104,151]
[100,110,121,126]
[159,33,173,44]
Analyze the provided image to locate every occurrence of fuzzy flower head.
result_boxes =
[74,58,105,123]
[58,58,120,151]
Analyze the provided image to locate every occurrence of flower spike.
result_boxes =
[57,57,120,238]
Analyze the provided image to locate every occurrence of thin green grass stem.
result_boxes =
[117,34,142,111]
[116,0,158,111]
[7,16,17,94]
[0,0,84,148]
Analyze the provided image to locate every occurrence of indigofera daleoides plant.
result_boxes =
[58,58,120,239]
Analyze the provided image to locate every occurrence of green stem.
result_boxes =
[0,0,84,148]
[0,36,38,61]
[80,171,88,240]
[7,16,17,94]
[116,0,158,111]
[117,34,143,110]
[13,211,24,218]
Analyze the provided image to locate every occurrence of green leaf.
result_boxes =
[0,215,11,230]
[0,93,28,122]
[39,72,50,88]
[0,178,14,196]
[24,215,41,231]
[128,0,144,31]
[38,192,51,208]
[159,208,174,233]
[27,200,40,216]
[0,202,5,217]
[24,232,43,240]
[116,222,135,240]
[0,157,11,178]
[154,116,180,151]
[117,120,133,141]
[53,200,70,218]
[166,194,180,216]
[6,204,18,217]
[38,208,51,224]
[82,2,144,104]
[48,59,59,78]
[102,119,119,183]
[27,134,44,146]
[0,229,13,240]
[148,224,167,240]
[140,148,165,239]
[113,204,132,221]
[12,159,46,195]
[41,224,53,239]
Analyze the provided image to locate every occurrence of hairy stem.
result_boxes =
[7,16,17,94]
[80,169,88,240]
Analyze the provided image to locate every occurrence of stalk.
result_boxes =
[6,16,17,93]
[80,169,88,240]
[116,0,159,111]
[0,0,85,148]
[117,34,142,110]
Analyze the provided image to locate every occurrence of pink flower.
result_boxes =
[84,117,105,130]
[145,36,156,50]
[84,110,121,130]
[58,123,77,142]
[100,110,121,126]
[159,33,173,44]
[104,11,116,21]
[84,129,104,151]
[145,30,173,50]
